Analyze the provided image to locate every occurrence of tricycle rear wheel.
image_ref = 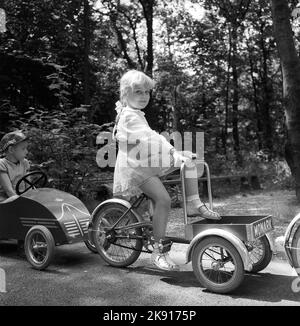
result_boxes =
[192,236,244,294]
[246,235,272,273]
[24,225,55,270]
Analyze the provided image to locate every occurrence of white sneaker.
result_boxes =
[151,250,180,271]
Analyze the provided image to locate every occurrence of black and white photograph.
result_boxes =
[0,0,300,309]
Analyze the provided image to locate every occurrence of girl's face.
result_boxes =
[8,141,29,162]
[126,85,150,110]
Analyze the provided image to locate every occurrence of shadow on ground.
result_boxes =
[126,265,300,304]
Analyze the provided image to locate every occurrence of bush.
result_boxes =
[20,106,107,204]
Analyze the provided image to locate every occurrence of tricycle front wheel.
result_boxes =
[91,203,143,267]
[192,236,244,294]
[24,225,55,270]
[84,239,98,253]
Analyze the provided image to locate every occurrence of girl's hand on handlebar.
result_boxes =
[172,151,187,163]
[172,150,195,166]
[181,151,197,160]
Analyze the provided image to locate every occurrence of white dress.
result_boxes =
[113,106,176,198]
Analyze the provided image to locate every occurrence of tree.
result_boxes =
[271,0,300,200]
[139,0,155,76]
[83,0,91,105]
[210,0,251,165]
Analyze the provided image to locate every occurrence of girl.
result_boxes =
[113,70,220,271]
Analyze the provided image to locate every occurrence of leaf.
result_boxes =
[73,107,88,113]
[49,84,61,90]
[292,7,300,20]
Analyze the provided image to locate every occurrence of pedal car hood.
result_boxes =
[22,188,90,218]
[21,188,90,242]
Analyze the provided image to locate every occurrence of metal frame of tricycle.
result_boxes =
[179,160,274,270]
[90,160,274,272]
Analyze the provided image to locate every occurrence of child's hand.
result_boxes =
[172,150,198,167]
[180,151,197,160]
[172,150,191,166]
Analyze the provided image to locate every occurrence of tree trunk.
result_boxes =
[247,40,263,150]
[231,25,242,165]
[121,11,144,69]
[271,0,300,201]
[139,0,154,77]
[260,19,274,154]
[110,15,136,69]
[223,26,232,157]
[83,0,90,105]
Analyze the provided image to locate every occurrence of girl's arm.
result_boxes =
[117,112,196,166]
[0,172,16,197]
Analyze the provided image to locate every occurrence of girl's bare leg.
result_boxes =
[139,176,171,242]
[139,176,179,271]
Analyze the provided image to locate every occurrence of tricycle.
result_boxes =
[0,171,97,270]
[89,159,275,294]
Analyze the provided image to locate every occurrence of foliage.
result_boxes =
[19,106,104,203]
[0,0,298,198]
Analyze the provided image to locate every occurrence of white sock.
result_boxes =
[186,195,203,208]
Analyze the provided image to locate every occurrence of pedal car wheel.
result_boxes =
[291,226,300,269]
[84,239,98,253]
[192,236,244,294]
[246,235,272,273]
[91,203,143,267]
[25,226,55,270]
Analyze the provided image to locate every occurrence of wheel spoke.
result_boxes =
[200,244,236,284]
[246,238,268,268]
[93,205,143,265]
[29,233,47,263]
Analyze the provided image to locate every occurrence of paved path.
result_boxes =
[0,241,299,306]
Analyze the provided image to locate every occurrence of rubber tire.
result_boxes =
[91,203,143,267]
[291,226,300,269]
[247,235,273,273]
[84,239,98,254]
[192,236,245,294]
[25,225,55,270]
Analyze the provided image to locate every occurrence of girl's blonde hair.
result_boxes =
[120,70,155,105]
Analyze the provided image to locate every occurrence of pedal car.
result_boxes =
[0,171,97,270]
